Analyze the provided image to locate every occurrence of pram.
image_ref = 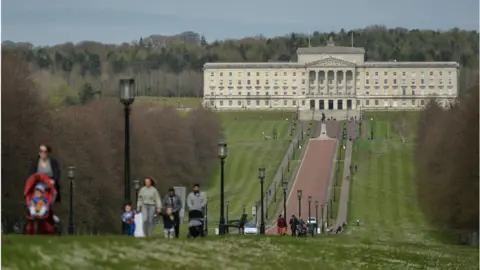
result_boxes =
[296,223,308,237]
[24,173,58,235]
[187,210,205,238]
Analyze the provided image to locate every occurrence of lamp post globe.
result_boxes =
[133,179,141,206]
[258,167,266,235]
[67,166,75,235]
[218,141,228,235]
[119,78,136,106]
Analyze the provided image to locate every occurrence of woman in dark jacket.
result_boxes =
[29,144,61,203]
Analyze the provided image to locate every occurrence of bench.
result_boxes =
[225,214,248,234]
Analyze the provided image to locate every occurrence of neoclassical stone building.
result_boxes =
[202,39,459,111]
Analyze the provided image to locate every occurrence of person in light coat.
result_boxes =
[136,177,162,237]
[187,183,206,213]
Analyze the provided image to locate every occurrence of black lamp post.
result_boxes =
[226,200,230,234]
[205,197,209,234]
[308,196,312,220]
[282,181,288,221]
[218,141,228,235]
[315,200,319,234]
[133,179,140,206]
[265,191,269,220]
[259,167,266,235]
[321,203,325,234]
[119,78,135,204]
[120,78,135,234]
[273,182,276,203]
[67,166,75,235]
[370,118,374,140]
[330,198,333,219]
[297,190,303,218]
[325,201,329,228]
[242,204,246,215]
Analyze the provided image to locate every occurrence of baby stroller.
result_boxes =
[296,223,308,237]
[187,210,205,238]
[24,173,58,235]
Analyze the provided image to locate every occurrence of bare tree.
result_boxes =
[392,111,410,143]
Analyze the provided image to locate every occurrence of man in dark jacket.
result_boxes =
[289,215,298,236]
[163,187,183,238]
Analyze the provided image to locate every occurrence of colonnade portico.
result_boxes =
[308,69,356,95]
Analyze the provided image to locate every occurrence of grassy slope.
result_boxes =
[3,235,477,270]
[206,112,294,224]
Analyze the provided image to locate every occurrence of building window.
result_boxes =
[293,100,297,106]
[210,100,214,106]
[256,100,260,105]
[412,79,415,85]
[274,72,278,76]
[366,72,370,76]
[439,71,443,76]
[366,79,370,85]
[375,72,378,76]
[219,80,224,86]
[220,72,223,76]
[375,100,379,105]
[256,80,260,85]
[293,72,297,76]
[420,79,424,85]
[247,80,251,85]
[293,92,297,95]
[411,100,415,105]
[402,79,406,85]
[265,100,269,106]
[421,100,425,105]
[229,80,233,86]
[283,72,287,76]
[374,79,378,85]
[302,72,305,76]
[266,92,269,96]
[402,72,406,76]
[393,72,397,76]
[448,71,452,76]
[284,91,287,95]
[238,80,241,85]
[247,72,251,76]
[265,72,269,77]
[302,79,306,84]
[448,79,452,85]
[237,92,241,95]
[210,72,214,76]
[302,100,305,106]
[220,101,224,106]
[393,79,397,85]
[357,100,360,105]
[247,92,251,96]
[256,91,260,95]
[420,71,424,76]
[439,79,443,84]
[247,100,250,105]
[256,72,260,76]
[366,100,370,106]
[274,91,278,95]
[228,72,232,76]
[284,100,287,106]
[238,101,241,106]
[384,79,388,84]
[412,90,415,95]
[229,100,232,106]
[411,72,416,77]
[384,71,388,76]
[429,71,433,76]
[238,72,242,77]
[265,80,269,85]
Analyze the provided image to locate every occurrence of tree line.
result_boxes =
[1,51,222,234]
[413,80,478,244]
[2,26,478,108]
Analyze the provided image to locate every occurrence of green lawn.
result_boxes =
[3,235,477,270]
[136,96,202,108]
[206,111,295,224]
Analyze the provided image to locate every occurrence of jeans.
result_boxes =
[141,205,156,236]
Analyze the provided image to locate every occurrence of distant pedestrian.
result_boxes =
[356,219,360,226]
[355,165,358,172]
[122,202,136,236]
[277,215,287,235]
[289,215,298,236]
[163,206,175,239]
[137,177,162,237]
[163,187,182,238]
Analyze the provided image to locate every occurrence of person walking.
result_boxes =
[29,144,61,203]
[289,215,298,236]
[187,183,206,212]
[163,187,183,238]
[136,177,162,237]
[277,215,287,235]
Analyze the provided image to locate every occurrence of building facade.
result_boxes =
[202,39,459,111]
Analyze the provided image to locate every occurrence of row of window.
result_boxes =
[209,70,454,78]
[210,99,431,107]
[211,79,307,86]
[365,78,453,85]
[211,71,306,77]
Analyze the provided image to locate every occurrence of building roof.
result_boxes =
[297,46,365,55]
[204,62,303,69]
[359,61,459,68]
[204,60,459,69]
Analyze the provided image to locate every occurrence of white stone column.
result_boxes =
[333,98,337,110]
[353,69,357,96]
[334,70,338,95]
[315,70,319,95]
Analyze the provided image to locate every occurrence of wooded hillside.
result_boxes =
[3,26,479,107]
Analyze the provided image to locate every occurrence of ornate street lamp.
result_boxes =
[258,167,266,234]
[297,190,303,218]
[218,141,227,235]
[133,179,141,206]
[282,181,288,221]
[67,166,75,235]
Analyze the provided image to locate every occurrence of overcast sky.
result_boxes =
[2,0,478,45]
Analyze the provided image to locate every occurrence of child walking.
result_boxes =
[163,207,175,239]
[122,203,136,236]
